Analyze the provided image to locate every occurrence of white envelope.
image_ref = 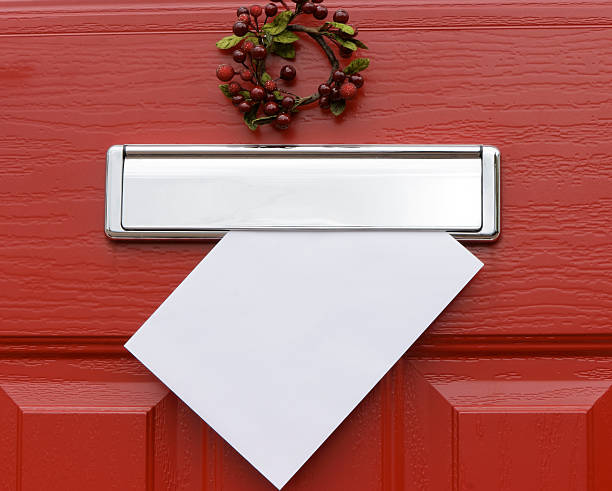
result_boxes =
[126,231,482,488]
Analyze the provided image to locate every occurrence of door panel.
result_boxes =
[404,355,612,490]
[0,353,206,490]
[1,1,611,489]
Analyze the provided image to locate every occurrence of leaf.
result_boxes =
[262,10,293,35]
[252,115,278,126]
[325,22,355,35]
[221,85,251,100]
[323,32,356,51]
[273,90,284,101]
[216,34,245,50]
[270,42,296,60]
[273,31,299,44]
[330,100,346,117]
[244,103,261,131]
[261,72,272,83]
[338,39,357,51]
[344,58,370,74]
[352,39,369,50]
[293,98,309,109]
[219,84,232,98]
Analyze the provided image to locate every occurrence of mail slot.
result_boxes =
[105,145,500,240]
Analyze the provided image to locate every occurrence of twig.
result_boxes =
[286,24,341,106]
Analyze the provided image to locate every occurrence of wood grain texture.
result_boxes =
[1,6,611,337]
[6,1,612,35]
[1,1,612,489]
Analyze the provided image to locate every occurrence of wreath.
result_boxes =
[215,0,370,131]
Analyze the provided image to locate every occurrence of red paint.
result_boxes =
[1,1,611,489]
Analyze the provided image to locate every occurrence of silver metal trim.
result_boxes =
[105,145,126,239]
[453,145,500,241]
[105,144,500,241]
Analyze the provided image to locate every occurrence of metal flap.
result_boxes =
[105,145,500,241]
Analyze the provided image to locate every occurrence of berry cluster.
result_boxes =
[216,0,369,130]
[317,70,364,110]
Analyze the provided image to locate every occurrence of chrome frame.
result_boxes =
[105,145,500,241]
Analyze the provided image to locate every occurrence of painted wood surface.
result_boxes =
[1,1,611,489]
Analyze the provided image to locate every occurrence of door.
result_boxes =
[1,1,611,489]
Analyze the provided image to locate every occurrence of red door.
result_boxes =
[1,1,611,490]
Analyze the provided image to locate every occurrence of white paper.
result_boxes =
[125,231,482,488]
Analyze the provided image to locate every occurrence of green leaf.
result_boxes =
[262,10,293,35]
[270,42,296,59]
[261,72,272,83]
[330,100,346,117]
[244,103,261,131]
[323,32,357,51]
[325,22,355,35]
[273,90,284,101]
[252,115,278,126]
[221,85,251,100]
[216,34,245,50]
[338,38,357,51]
[344,58,370,74]
[273,31,299,44]
[352,38,369,50]
[219,84,232,98]
[293,98,309,110]
[340,39,357,51]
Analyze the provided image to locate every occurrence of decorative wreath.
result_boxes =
[215,0,369,131]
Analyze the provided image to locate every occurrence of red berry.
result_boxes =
[319,95,331,109]
[339,46,353,58]
[313,5,328,19]
[318,83,331,96]
[330,86,341,101]
[243,40,255,53]
[280,65,296,81]
[233,49,247,63]
[340,82,357,100]
[238,101,253,113]
[216,64,235,82]
[237,6,250,16]
[252,45,267,60]
[349,73,364,88]
[250,5,263,17]
[238,13,251,23]
[250,86,265,101]
[264,80,277,92]
[264,102,280,115]
[333,9,349,23]
[232,94,245,106]
[240,68,254,81]
[302,2,315,14]
[233,21,249,37]
[228,82,242,95]
[281,96,295,110]
[265,91,276,102]
[265,3,278,16]
[332,70,346,83]
[275,113,291,130]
